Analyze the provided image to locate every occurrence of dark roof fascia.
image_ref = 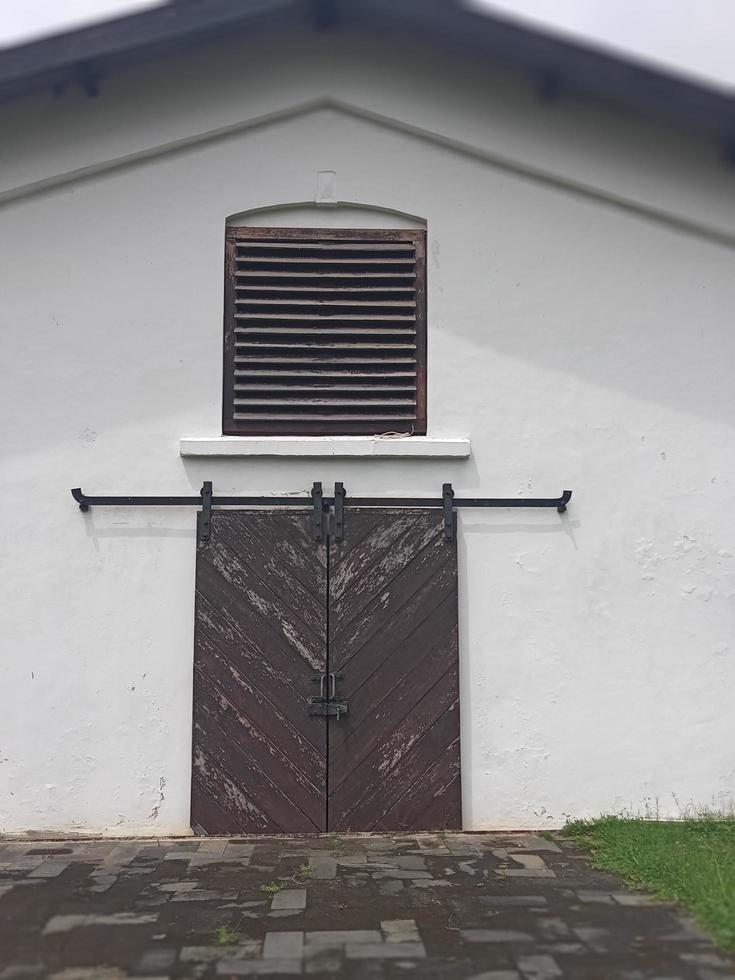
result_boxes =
[355,0,735,143]
[0,0,297,100]
[0,0,733,146]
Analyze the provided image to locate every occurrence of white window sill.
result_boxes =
[179,436,471,458]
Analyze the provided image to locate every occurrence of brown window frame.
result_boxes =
[222,226,427,437]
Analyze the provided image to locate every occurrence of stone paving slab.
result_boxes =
[0,833,733,978]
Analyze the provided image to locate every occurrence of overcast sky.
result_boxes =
[1,0,733,90]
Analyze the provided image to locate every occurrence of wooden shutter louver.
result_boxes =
[223,227,427,436]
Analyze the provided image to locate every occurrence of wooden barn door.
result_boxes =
[191,510,327,834]
[191,506,460,834]
[327,509,461,832]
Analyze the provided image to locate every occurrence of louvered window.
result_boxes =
[222,227,427,435]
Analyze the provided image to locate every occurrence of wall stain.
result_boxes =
[148,776,166,821]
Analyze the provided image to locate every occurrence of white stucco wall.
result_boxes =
[1,25,733,835]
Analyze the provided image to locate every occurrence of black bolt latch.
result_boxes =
[309,673,348,719]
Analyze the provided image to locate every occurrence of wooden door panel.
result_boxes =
[371,730,462,831]
[193,642,324,818]
[192,511,327,834]
[224,512,327,632]
[194,596,323,752]
[328,511,426,609]
[328,509,461,832]
[329,595,459,749]
[329,658,460,830]
[203,536,323,671]
[329,569,459,701]
[329,524,457,669]
[193,690,322,834]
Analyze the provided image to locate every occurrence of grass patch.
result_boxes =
[214,925,241,946]
[260,881,284,896]
[565,816,735,950]
[331,833,345,858]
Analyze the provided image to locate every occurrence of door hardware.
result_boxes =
[72,482,572,548]
[311,482,324,542]
[442,483,455,542]
[197,481,213,546]
[72,484,572,517]
[309,700,349,718]
[309,672,348,719]
[329,672,344,698]
[333,482,345,542]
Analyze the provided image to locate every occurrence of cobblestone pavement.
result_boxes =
[1,833,734,979]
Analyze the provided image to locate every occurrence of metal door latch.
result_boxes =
[333,482,345,542]
[309,700,349,718]
[309,673,349,718]
[443,482,455,542]
[197,481,213,547]
[311,482,324,542]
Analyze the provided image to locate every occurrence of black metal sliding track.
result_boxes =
[71,484,572,546]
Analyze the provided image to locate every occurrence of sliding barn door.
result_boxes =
[327,508,461,831]
[191,511,327,834]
